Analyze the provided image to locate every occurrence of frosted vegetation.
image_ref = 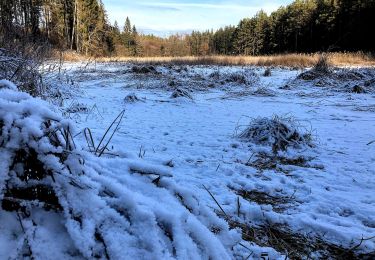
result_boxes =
[1,54,375,258]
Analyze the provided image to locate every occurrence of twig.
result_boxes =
[96,110,125,157]
[345,235,375,253]
[84,127,96,152]
[237,197,241,217]
[202,185,228,218]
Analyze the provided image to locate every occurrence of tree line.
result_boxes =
[1,0,374,57]
[0,0,137,56]
[158,0,374,56]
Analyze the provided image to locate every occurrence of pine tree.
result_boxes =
[121,16,133,54]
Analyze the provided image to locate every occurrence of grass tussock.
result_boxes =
[313,54,332,74]
[170,88,193,99]
[237,115,313,152]
[124,93,142,103]
[60,51,375,67]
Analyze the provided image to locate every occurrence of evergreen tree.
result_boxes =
[1,0,374,57]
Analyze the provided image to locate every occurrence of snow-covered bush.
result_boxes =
[0,84,239,259]
[237,116,312,152]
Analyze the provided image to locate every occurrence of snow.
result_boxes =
[0,79,18,90]
[0,86,242,259]
[1,63,375,258]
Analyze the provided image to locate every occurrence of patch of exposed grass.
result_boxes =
[204,185,374,259]
[234,189,297,213]
[229,221,374,259]
[247,152,315,173]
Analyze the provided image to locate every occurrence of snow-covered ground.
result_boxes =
[2,63,374,258]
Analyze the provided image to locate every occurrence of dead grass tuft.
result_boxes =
[226,72,247,84]
[171,88,193,99]
[237,116,312,152]
[252,86,276,97]
[352,85,366,94]
[132,65,159,74]
[124,93,142,103]
[313,54,332,74]
[263,68,272,77]
[298,54,333,80]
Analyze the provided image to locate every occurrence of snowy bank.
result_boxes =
[0,83,242,259]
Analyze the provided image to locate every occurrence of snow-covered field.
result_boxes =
[1,63,375,259]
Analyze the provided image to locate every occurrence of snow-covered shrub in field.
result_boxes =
[237,116,312,152]
[0,84,239,259]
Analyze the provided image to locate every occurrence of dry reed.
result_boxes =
[59,51,375,67]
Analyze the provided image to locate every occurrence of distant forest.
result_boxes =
[0,0,374,57]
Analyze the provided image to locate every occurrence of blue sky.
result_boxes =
[102,0,293,36]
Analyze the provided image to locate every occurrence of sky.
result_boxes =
[102,0,293,37]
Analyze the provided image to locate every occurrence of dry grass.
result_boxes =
[0,47,48,96]
[229,221,374,259]
[204,185,374,259]
[236,115,313,152]
[59,51,375,67]
[234,189,296,213]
